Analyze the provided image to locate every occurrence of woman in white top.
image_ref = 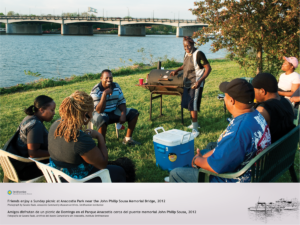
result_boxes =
[278,56,300,98]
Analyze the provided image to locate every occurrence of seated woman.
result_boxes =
[48,91,126,182]
[278,56,300,99]
[8,95,56,180]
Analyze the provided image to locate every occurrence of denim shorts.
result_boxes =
[91,108,139,130]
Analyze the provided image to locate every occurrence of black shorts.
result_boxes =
[181,87,204,112]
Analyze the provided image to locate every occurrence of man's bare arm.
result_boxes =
[117,103,127,124]
[95,89,112,114]
[256,106,271,126]
[170,65,184,76]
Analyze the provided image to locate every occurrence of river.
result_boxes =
[0,34,227,88]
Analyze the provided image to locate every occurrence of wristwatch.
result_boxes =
[192,156,198,168]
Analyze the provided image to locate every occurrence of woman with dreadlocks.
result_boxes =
[170,36,212,136]
[48,91,126,182]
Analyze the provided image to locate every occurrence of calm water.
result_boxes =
[0,34,227,88]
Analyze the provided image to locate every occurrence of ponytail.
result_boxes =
[24,105,38,115]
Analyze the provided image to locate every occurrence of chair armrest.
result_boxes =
[80,169,112,183]
[31,157,50,161]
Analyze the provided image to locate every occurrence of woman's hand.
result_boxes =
[85,129,100,139]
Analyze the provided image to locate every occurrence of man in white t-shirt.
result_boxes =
[278,56,300,99]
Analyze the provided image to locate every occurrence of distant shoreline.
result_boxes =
[0,58,228,95]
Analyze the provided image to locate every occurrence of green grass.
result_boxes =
[0,59,299,182]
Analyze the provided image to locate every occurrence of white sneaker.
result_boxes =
[192,129,200,138]
[187,124,200,129]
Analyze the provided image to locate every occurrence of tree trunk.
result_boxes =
[256,45,263,75]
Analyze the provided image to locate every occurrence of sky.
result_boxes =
[0,0,198,19]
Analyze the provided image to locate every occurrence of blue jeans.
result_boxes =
[169,148,212,183]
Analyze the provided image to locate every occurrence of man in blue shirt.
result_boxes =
[169,78,271,182]
[90,69,140,145]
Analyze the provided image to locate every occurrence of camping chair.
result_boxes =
[86,121,120,138]
[0,149,47,183]
[29,158,112,183]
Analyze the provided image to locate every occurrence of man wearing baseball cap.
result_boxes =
[253,73,295,143]
[169,78,271,182]
[278,56,300,98]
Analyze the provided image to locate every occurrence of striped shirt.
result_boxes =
[90,82,126,112]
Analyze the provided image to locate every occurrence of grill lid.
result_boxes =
[147,69,183,87]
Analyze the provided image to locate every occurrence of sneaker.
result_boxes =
[186,123,200,129]
[192,129,200,138]
[115,123,119,138]
[164,176,170,183]
[122,138,141,146]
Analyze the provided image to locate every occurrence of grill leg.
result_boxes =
[181,94,184,125]
[150,92,152,121]
[160,95,162,116]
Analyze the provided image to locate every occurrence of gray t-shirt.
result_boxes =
[183,49,209,88]
[48,120,96,168]
[16,115,48,157]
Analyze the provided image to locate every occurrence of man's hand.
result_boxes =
[191,148,202,167]
[191,81,200,89]
[103,88,113,96]
[119,113,126,124]
[170,71,178,76]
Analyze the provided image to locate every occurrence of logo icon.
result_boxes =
[7,190,12,195]
[168,153,177,162]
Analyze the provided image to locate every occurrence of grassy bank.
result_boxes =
[0,59,299,182]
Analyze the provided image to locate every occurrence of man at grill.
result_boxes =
[90,69,140,145]
[170,36,212,134]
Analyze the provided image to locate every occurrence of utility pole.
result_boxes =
[103,8,104,18]
[153,10,154,20]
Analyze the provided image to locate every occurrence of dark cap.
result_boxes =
[252,73,278,93]
[219,78,254,104]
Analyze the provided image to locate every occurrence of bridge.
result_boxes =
[0,16,207,37]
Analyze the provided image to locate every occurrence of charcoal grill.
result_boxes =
[136,64,184,124]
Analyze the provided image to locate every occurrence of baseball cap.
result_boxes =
[219,78,254,104]
[283,56,298,69]
[252,73,278,93]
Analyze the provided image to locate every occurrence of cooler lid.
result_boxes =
[153,129,195,146]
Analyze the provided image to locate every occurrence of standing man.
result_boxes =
[90,69,140,145]
[170,36,212,134]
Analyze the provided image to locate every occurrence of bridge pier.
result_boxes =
[176,26,201,37]
[6,23,42,35]
[61,23,93,35]
[118,25,145,36]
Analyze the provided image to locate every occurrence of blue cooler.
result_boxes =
[153,127,196,171]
